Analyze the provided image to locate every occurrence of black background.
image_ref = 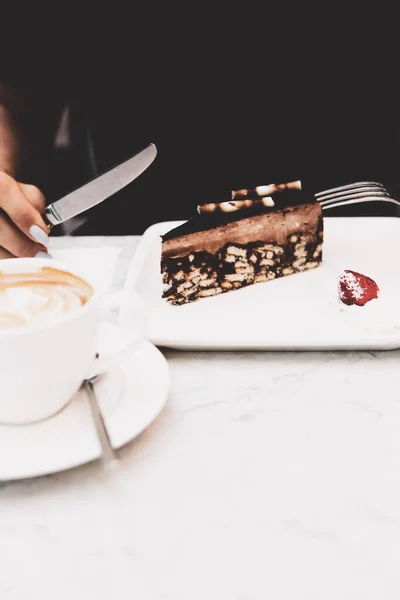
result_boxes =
[2,9,400,234]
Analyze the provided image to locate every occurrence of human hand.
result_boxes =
[0,170,50,259]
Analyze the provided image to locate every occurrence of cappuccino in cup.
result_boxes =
[0,267,93,329]
[0,257,146,425]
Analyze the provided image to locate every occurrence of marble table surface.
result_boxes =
[1,236,400,599]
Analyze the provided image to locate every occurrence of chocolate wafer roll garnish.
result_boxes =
[231,180,302,200]
[197,197,276,214]
[197,180,302,215]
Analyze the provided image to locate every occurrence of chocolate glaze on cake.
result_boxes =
[161,189,323,305]
[162,190,315,243]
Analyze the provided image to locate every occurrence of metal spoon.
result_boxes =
[83,376,120,469]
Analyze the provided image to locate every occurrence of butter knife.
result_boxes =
[43,142,157,228]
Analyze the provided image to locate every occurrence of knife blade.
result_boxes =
[43,142,157,227]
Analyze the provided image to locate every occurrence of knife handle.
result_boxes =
[42,204,61,230]
[42,214,54,232]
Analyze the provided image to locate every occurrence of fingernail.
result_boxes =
[35,251,52,259]
[29,225,49,247]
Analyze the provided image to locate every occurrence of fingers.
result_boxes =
[0,246,15,260]
[20,183,46,212]
[0,172,49,247]
[0,212,46,258]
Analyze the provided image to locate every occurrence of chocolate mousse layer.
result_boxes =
[161,195,323,306]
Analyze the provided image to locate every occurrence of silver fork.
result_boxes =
[315,181,400,211]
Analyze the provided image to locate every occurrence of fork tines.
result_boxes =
[315,181,400,211]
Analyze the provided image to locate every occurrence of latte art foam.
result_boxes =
[0,267,93,329]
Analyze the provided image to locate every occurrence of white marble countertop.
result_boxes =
[1,236,400,599]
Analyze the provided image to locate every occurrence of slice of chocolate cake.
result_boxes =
[161,186,323,305]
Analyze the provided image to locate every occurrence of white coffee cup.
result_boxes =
[0,257,147,425]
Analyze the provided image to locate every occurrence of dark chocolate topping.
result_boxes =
[162,189,316,241]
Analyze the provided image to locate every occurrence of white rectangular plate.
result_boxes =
[120,217,400,350]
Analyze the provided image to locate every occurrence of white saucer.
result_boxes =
[0,338,170,481]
